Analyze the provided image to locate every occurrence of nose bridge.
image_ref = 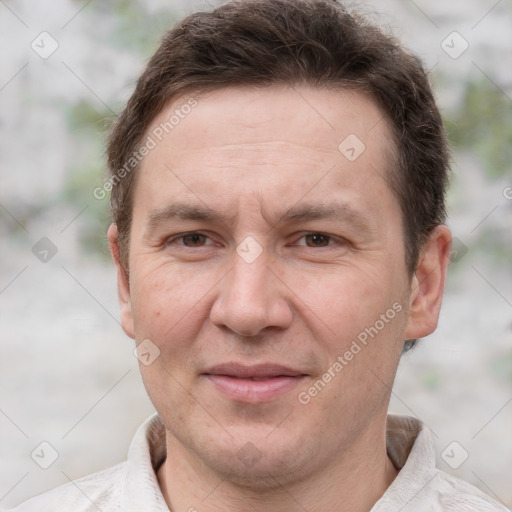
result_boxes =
[231,251,270,302]
[210,246,292,335]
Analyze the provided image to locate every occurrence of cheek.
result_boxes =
[129,262,210,343]
[297,265,401,342]
[296,266,408,400]
[130,266,213,402]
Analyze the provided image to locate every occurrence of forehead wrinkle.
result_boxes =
[169,141,336,172]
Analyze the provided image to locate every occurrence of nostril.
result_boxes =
[231,326,261,337]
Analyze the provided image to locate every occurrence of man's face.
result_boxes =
[114,86,421,486]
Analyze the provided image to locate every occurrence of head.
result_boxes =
[107,0,451,490]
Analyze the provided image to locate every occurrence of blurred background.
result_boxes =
[0,0,511,508]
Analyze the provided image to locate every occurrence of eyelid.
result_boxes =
[292,231,347,247]
[163,230,348,249]
[165,231,216,247]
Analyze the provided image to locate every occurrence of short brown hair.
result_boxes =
[107,0,450,274]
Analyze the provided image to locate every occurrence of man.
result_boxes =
[7,0,508,510]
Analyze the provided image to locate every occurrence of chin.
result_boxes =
[200,432,321,491]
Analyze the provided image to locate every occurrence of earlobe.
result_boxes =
[107,223,135,339]
[404,225,452,341]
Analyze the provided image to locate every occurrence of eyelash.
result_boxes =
[165,232,215,248]
[164,231,346,249]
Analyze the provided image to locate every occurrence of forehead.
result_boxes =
[147,85,391,157]
[134,85,397,224]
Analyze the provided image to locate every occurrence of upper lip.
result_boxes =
[203,363,306,378]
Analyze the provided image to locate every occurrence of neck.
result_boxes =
[157,414,398,512]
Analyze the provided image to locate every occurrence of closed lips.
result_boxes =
[203,363,308,402]
[203,363,306,379]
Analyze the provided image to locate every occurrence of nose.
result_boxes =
[210,251,293,337]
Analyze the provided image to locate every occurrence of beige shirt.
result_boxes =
[5,414,508,512]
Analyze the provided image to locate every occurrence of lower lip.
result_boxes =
[205,375,305,403]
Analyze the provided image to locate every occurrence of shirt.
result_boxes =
[5,414,509,512]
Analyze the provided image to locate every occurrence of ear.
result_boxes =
[404,225,452,340]
[108,223,135,339]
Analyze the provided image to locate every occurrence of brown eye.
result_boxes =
[304,233,331,247]
[182,233,207,247]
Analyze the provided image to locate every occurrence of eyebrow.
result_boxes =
[147,203,224,228]
[276,203,373,232]
[145,201,374,233]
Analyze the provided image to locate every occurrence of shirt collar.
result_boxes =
[122,413,435,511]
[374,414,438,510]
[121,414,169,511]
